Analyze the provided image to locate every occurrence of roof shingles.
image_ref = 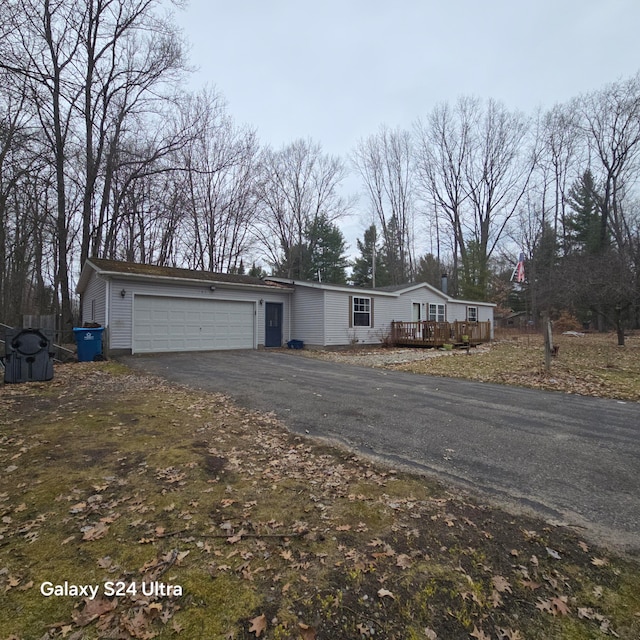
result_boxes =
[87,258,291,289]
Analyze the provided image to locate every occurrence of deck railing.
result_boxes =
[390,320,492,347]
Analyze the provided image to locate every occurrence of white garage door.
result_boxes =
[133,295,254,353]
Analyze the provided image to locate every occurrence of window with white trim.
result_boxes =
[428,303,445,322]
[467,306,478,322]
[353,297,371,327]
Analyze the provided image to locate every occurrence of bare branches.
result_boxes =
[576,72,640,249]
[255,139,350,278]
[352,126,415,285]
[414,98,532,299]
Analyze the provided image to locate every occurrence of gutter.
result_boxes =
[267,277,399,298]
[91,270,294,293]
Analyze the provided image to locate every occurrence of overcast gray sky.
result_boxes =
[174,0,640,251]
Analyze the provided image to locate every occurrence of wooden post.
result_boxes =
[543,313,553,373]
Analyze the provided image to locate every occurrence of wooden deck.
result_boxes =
[390,320,492,347]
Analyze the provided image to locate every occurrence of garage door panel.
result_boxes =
[133,296,254,353]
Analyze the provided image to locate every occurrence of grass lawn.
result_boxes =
[1,340,639,639]
[390,332,640,402]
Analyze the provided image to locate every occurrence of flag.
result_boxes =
[511,252,525,283]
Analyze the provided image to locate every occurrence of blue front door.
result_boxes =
[265,302,283,347]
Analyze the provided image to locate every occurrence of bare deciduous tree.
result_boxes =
[176,89,261,272]
[414,98,475,295]
[577,72,640,249]
[80,0,188,266]
[1,0,189,332]
[415,98,532,299]
[256,138,350,277]
[353,126,415,285]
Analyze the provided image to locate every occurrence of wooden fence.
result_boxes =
[390,320,492,347]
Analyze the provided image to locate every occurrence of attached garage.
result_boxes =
[133,295,255,354]
[76,259,293,356]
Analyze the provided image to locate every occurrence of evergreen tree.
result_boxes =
[528,222,561,320]
[275,243,307,279]
[414,253,444,290]
[228,259,246,275]
[272,215,349,284]
[304,216,349,283]
[351,225,391,287]
[248,263,268,279]
[565,169,605,254]
[382,215,409,284]
[458,241,488,301]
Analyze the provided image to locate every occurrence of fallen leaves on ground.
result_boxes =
[0,362,638,639]
[249,613,267,637]
[301,333,640,402]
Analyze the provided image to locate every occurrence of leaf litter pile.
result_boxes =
[1,362,639,639]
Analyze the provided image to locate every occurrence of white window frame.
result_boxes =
[353,297,371,327]
[467,306,478,322]
[428,303,445,322]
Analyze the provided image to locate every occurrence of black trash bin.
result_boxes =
[4,328,55,383]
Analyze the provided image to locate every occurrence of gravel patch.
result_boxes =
[288,344,492,368]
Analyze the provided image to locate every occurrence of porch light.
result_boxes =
[120,289,126,298]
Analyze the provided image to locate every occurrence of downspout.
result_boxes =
[104,277,110,356]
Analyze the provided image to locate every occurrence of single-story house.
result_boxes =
[77,258,495,356]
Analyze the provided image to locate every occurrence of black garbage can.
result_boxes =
[4,328,55,383]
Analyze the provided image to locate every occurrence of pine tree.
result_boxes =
[382,215,409,285]
[273,215,349,283]
[248,263,268,279]
[304,215,349,284]
[351,225,390,287]
[566,169,605,254]
[458,241,488,301]
[414,254,444,289]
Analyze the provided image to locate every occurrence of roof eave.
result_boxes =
[268,277,400,298]
[78,260,293,293]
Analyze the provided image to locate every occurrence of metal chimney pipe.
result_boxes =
[441,273,448,295]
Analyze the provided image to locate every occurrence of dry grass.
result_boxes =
[1,361,639,639]
[382,332,640,402]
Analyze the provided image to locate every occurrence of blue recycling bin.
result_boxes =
[73,327,104,362]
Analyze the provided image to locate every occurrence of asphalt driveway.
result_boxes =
[122,350,640,552]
